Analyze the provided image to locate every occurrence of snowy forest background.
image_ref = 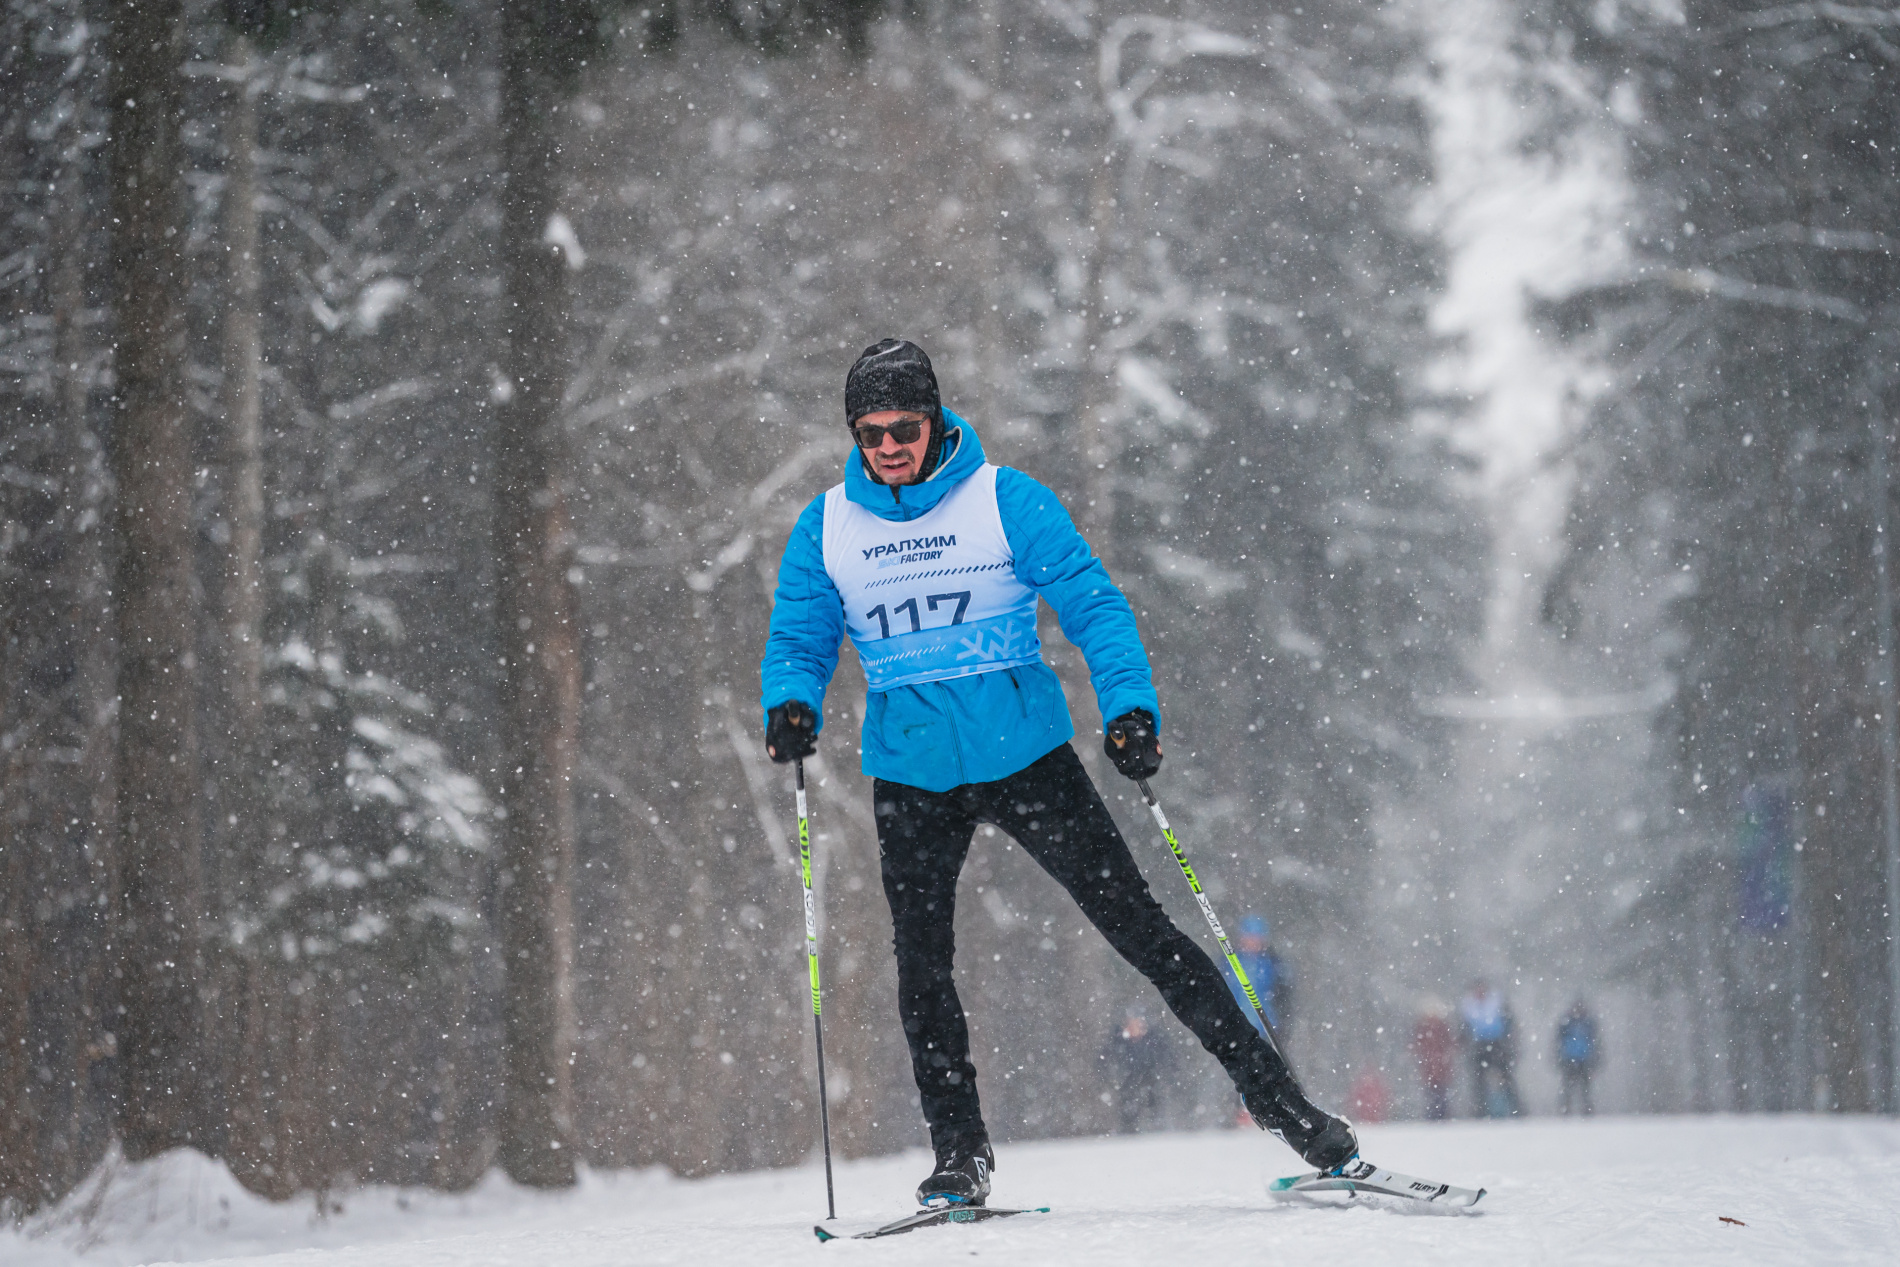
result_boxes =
[2,0,1896,1214]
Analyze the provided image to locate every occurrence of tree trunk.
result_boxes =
[493,0,581,1188]
[216,35,266,781]
[972,0,1007,422]
[53,134,118,1201]
[1073,102,1120,553]
[1797,627,1870,1109]
[0,83,119,1209]
[0,628,37,1202]
[106,0,205,1157]
[205,33,269,1164]
[224,955,304,1200]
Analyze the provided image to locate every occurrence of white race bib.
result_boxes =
[821,464,1043,691]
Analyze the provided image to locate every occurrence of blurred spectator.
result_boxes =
[1104,1007,1170,1132]
[1348,1069,1390,1123]
[1411,998,1456,1120]
[1228,914,1293,1039]
[1555,999,1601,1116]
[1459,979,1521,1117]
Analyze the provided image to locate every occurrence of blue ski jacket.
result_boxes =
[760,412,1159,792]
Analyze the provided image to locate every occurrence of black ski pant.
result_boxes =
[1559,1064,1595,1116]
[874,742,1297,1156]
[1470,1042,1521,1118]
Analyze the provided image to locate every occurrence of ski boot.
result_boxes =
[917,1139,994,1208]
[1247,1084,1359,1172]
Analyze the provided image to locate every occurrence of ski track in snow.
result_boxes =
[8,1117,1899,1266]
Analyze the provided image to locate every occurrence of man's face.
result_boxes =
[855,409,932,485]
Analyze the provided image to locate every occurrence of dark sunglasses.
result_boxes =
[851,416,927,449]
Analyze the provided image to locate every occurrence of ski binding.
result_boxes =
[814,1204,1048,1241]
[1270,1158,1485,1208]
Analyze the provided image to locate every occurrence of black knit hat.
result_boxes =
[845,338,941,426]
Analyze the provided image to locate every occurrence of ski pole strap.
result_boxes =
[1137,778,1275,1036]
[797,761,821,1017]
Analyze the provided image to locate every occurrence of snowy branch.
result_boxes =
[1737,4,1900,31]
[1707,222,1900,260]
[1567,266,1867,322]
[1663,267,1866,322]
[1735,3,1900,57]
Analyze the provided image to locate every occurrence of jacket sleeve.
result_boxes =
[994,467,1160,731]
[759,494,843,733]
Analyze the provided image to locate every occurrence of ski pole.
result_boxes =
[794,759,837,1220]
[1135,777,1289,1060]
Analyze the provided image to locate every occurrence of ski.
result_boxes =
[1269,1159,1485,1208]
[813,1205,1049,1242]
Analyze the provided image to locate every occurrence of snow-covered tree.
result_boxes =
[1537,0,1900,1110]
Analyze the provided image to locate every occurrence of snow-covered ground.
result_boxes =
[8,1115,1898,1266]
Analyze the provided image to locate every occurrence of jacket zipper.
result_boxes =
[1007,670,1028,720]
[935,679,969,786]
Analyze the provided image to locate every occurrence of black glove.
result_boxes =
[1103,708,1162,780]
[766,700,818,763]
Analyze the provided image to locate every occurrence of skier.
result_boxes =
[1458,979,1521,1117]
[1554,999,1601,1116]
[760,339,1357,1209]
[1229,913,1292,1039]
[1347,1069,1391,1123]
[1411,998,1456,1121]
[1104,1007,1171,1133]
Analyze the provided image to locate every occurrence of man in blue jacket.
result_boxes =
[760,339,1355,1208]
